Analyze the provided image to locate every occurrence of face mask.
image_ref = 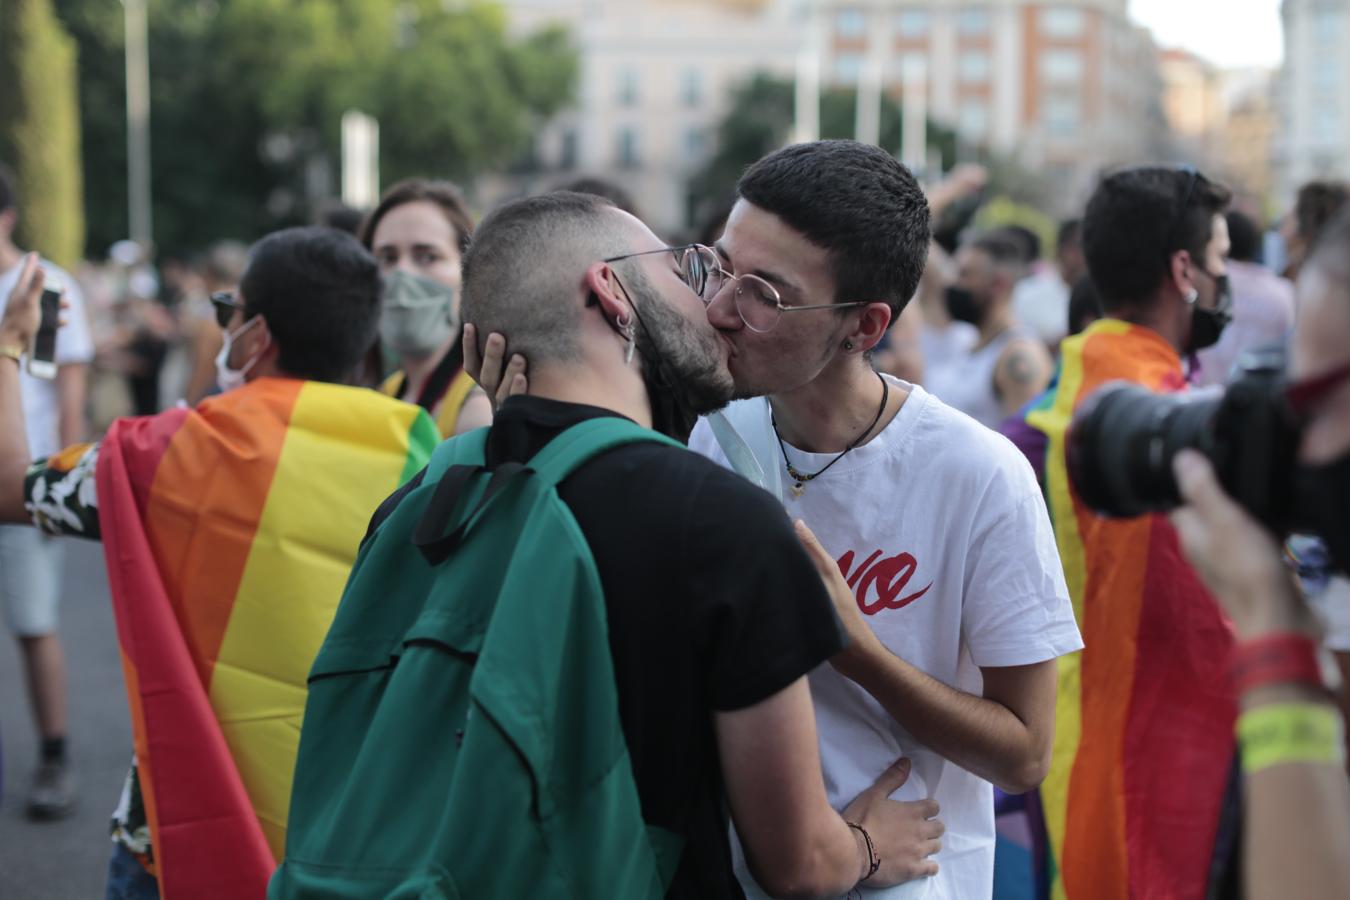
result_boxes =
[1186,271,1234,352]
[381,270,457,360]
[945,285,985,326]
[214,316,266,392]
[1293,449,1350,576]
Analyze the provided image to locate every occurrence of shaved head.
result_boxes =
[461,192,637,365]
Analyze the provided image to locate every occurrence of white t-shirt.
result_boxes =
[0,258,95,458]
[689,380,1082,900]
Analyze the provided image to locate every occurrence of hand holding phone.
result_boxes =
[27,282,61,380]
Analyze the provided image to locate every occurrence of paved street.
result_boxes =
[0,538,130,899]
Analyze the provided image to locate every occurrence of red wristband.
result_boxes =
[1232,632,1324,695]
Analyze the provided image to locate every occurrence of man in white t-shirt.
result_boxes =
[0,165,93,819]
[687,141,1082,899]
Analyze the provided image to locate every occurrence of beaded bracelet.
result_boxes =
[1236,701,1346,775]
[847,820,881,883]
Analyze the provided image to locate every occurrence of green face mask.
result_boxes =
[381,270,456,360]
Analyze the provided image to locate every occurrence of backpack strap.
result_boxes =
[424,427,488,481]
[525,417,684,489]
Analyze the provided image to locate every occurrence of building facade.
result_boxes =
[1277,0,1350,204]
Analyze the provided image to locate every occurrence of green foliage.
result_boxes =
[49,0,577,258]
[688,74,958,225]
[0,0,86,267]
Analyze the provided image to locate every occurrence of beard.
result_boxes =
[622,269,735,442]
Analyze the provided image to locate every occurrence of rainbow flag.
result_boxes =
[1021,320,1239,899]
[94,378,438,899]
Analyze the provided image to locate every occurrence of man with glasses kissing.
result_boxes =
[473,142,1081,900]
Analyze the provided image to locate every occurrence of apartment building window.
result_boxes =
[1040,7,1085,38]
[836,8,866,38]
[1043,95,1080,137]
[617,126,640,169]
[685,127,708,163]
[957,103,990,139]
[559,129,578,170]
[958,51,990,83]
[835,52,864,84]
[1040,50,1083,83]
[680,68,703,107]
[896,9,929,38]
[617,66,640,107]
[893,52,928,84]
[957,8,991,35]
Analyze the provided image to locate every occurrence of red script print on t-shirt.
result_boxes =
[836,549,933,616]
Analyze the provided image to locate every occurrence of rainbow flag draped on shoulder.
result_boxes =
[94,378,438,899]
[1019,320,1239,899]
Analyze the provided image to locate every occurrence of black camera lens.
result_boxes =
[1067,383,1223,518]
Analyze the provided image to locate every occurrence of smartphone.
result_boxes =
[27,284,60,380]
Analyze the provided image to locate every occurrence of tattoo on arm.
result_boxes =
[1003,348,1039,387]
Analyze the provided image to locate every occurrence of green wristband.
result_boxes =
[1237,702,1345,775]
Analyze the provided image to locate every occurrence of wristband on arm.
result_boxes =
[1236,701,1346,775]
[847,820,881,893]
[1231,632,1325,695]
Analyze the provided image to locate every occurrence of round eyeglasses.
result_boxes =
[603,243,868,333]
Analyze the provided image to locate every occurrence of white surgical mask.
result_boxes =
[213,316,267,392]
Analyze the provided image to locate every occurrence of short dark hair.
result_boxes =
[462,191,629,366]
[1307,206,1350,286]
[996,225,1041,263]
[1067,276,1104,336]
[1082,166,1231,311]
[239,227,382,383]
[359,178,474,254]
[1294,180,1350,255]
[970,232,1028,274]
[318,202,367,237]
[736,140,930,320]
[555,176,640,217]
[0,164,15,213]
[1225,210,1262,263]
[1057,218,1082,253]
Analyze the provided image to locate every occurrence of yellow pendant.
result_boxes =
[790,481,806,499]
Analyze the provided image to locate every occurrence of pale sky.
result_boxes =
[1129,0,1284,69]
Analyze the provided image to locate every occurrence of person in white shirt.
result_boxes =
[0,165,93,819]
[687,141,1081,900]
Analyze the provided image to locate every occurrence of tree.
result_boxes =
[0,0,86,268]
[51,0,577,259]
[688,74,958,225]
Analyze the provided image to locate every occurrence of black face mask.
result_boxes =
[1293,449,1350,576]
[945,285,985,326]
[1187,271,1233,352]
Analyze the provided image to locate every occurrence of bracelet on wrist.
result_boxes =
[1232,631,1325,696]
[1236,701,1345,775]
[846,820,881,884]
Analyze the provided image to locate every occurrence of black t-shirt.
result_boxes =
[370,396,843,899]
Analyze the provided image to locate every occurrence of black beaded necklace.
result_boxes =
[772,373,889,499]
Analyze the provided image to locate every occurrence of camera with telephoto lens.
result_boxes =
[1066,348,1306,532]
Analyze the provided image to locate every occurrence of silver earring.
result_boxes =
[843,339,854,351]
[618,316,636,365]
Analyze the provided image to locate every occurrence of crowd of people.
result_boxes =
[0,141,1347,900]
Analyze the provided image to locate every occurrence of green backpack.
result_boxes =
[270,418,687,899]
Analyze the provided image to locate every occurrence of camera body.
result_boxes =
[1067,348,1304,533]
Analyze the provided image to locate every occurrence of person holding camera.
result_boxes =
[1169,209,1350,900]
[1015,166,1239,899]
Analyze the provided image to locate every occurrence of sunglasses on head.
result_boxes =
[209,291,243,329]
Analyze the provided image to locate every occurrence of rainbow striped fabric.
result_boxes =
[94,378,438,899]
[1021,320,1239,899]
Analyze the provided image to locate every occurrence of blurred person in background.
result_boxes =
[0,229,438,899]
[1015,166,1239,899]
[361,178,491,437]
[1281,181,1349,283]
[556,175,642,219]
[914,167,987,385]
[1194,210,1295,388]
[182,241,249,405]
[1011,219,1087,349]
[0,163,93,819]
[1171,207,1350,900]
[923,232,1052,428]
[316,201,366,237]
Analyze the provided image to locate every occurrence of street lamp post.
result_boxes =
[124,0,152,246]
